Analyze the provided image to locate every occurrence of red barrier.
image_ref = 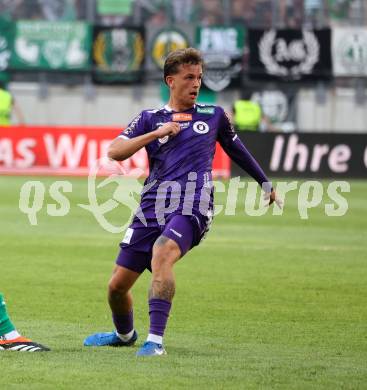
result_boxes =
[0,125,230,178]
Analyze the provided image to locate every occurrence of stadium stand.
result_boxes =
[0,0,366,131]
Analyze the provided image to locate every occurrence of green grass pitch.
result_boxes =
[1,176,366,389]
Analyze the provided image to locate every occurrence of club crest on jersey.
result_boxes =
[155,122,169,144]
[158,136,169,144]
[193,121,209,134]
[172,113,192,122]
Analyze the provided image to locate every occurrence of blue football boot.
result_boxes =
[136,341,167,356]
[84,330,137,347]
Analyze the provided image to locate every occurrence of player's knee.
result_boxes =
[153,235,180,256]
[152,241,179,266]
[108,275,130,296]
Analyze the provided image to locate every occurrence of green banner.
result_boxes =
[97,0,133,15]
[195,25,245,91]
[11,21,92,71]
[0,17,15,75]
[93,26,144,83]
[195,25,245,56]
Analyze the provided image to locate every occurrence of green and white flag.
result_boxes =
[0,18,14,73]
[332,27,367,76]
[195,26,245,91]
[92,26,145,83]
[11,21,92,70]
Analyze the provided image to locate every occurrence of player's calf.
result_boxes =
[136,236,180,357]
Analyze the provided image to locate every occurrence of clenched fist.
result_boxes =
[154,122,181,139]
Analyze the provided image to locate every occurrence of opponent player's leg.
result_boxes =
[0,293,16,338]
[84,265,140,347]
[137,215,195,356]
[0,293,49,352]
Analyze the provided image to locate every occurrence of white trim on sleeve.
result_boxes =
[117,135,130,140]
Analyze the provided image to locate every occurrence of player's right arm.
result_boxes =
[108,116,180,161]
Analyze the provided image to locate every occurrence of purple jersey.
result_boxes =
[118,104,270,226]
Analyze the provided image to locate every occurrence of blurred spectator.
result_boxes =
[278,0,304,27]
[327,0,366,25]
[0,0,86,21]
[0,81,25,126]
[304,0,327,26]
[233,91,261,132]
[198,0,224,26]
[230,0,257,25]
[38,0,69,20]
[348,0,365,24]
[135,0,169,27]
[232,90,280,132]
[8,0,42,20]
[146,4,168,27]
[171,0,194,24]
[252,0,273,28]
[0,0,23,20]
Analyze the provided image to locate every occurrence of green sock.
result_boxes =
[0,293,16,336]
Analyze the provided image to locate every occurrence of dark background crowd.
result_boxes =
[0,0,365,27]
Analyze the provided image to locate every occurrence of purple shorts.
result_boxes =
[116,213,211,273]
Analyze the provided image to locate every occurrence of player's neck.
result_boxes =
[167,98,194,112]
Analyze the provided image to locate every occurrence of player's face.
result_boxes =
[167,63,203,109]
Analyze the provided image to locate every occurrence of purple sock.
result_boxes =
[149,298,172,337]
[112,311,133,335]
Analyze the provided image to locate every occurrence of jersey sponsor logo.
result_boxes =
[172,113,192,122]
[122,228,134,244]
[193,121,210,134]
[179,121,190,130]
[197,106,215,115]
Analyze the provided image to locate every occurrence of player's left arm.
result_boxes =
[217,108,280,207]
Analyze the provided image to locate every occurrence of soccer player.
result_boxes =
[0,293,50,352]
[84,48,278,356]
